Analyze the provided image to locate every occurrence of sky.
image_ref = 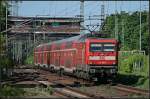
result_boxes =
[14,1,149,30]
[17,1,149,16]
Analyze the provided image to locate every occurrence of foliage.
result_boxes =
[0,85,25,97]
[0,0,8,31]
[0,0,8,52]
[0,1,14,80]
[102,11,149,54]
[80,85,86,92]
[0,34,14,68]
[0,56,14,68]
[119,53,148,76]
[137,78,149,90]
[24,53,34,65]
[0,33,5,53]
[46,86,54,95]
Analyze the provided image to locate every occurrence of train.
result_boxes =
[34,33,118,81]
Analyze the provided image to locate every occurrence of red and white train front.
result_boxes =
[34,34,118,82]
[85,39,118,80]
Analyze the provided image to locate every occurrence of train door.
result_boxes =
[47,52,50,68]
[35,53,38,65]
[43,46,48,67]
[47,45,51,68]
[41,47,44,67]
[59,53,61,67]
[39,47,42,66]
[72,42,77,68]
[41,52,44,67]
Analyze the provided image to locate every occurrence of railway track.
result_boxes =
[3,67,149,98]
[33,68,150,98]
[4,68,102,98]
[37,80,102,98]
[37,69,104,98]
[113,84,149,96]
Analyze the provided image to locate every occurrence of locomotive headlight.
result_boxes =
[89,56,100,60]
[111,69,116,73]
[90,69,95,73]
[105,56,116,60]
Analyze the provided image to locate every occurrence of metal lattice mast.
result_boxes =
[80,0,84,33]
[5,2,8,53]
[139,1,142,51]
[101,1,105,27]
[115,1,118,40]
[121,1,125,49]
[9,0,19,16]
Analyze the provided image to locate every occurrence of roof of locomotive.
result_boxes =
[36,34,84,48]
[36,33,117,48]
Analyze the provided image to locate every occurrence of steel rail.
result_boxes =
[113,84,149,96]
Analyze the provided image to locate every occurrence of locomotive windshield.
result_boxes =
[103,44,115,51]
[90,43,115,52]
[90,44,102,51]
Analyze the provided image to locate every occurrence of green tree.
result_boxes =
[0,0,13,82]
[101,11,149,54]
[0,0,6,82]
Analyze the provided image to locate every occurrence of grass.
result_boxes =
[23,85,54,96]
[135,78,149,90]
[117,72,149,90]
[0,85,25,97]
[80,85,86,92]
[0,85,54,97]
[24,53,34,65]
[118,54,149,90]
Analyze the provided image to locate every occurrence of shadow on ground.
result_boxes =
[115,73,147,86]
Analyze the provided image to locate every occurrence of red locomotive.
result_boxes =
[34,34,118,81]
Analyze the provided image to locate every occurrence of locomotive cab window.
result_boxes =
[90,44,102,52]
[103,44,115,51]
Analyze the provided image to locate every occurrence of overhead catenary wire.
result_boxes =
[2,19,34,41]
[56,1,97,17]
[3,2,110,43]
[84,1,104,32]
[7,1,81,44]
[1,18,33,34]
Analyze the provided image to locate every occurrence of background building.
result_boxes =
[8,16,81,64]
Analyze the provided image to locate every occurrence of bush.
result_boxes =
[119,53,148,76]
[24,54,34,65]
[46,86,53,95]
[0,56,14,68]
[0,85,25,97]
[120,46,130,51]
[135,77,149,90]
